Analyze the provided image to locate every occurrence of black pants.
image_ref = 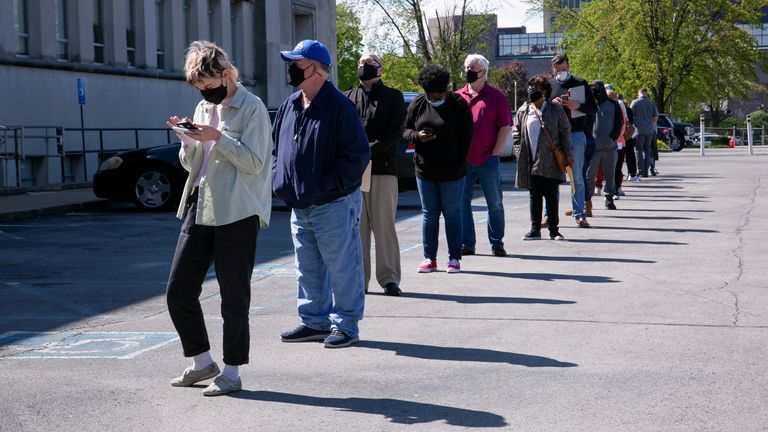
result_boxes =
[615,141,637,190]
[166,193,259,366]
[530,175,560,234]
[623,139,637,177]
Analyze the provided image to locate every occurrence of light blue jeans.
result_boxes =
[416,177,464,261]
[290,191,365,337]
[461,156,505,251]
[570,132,586,219]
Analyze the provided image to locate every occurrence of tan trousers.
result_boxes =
[360,175,401,290]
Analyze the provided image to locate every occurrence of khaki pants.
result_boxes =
[360,175,401,290]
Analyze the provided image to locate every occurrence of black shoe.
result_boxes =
[523,230,541,240]
[280,325,331,342]
[492,248,507,257]
[384,282,402,296]
[323,329,359,348]
[605,197,617,210]
[461,247,475,256]
[651,169,658,176]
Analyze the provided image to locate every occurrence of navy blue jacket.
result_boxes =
[272,80,370,209]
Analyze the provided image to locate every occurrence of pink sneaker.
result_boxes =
[417,259,437,273]
[446,259,461,273]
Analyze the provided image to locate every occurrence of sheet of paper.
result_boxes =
[569,85,586,118]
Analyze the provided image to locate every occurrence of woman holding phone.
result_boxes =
[402,64,473,274]
[164,41,272,396]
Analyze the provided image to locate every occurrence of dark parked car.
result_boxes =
[95,103,423,210]
[656,114,684,151]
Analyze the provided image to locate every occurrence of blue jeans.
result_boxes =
[416,177,463,261]
[583,136,596,202]
[569,132,586,219]
[290,191,365,337]
[461,156,504,251]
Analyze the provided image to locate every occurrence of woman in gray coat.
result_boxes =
[512,75,574,240]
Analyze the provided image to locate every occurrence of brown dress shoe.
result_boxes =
[585,200,593,217]
[576,218,591,228]
[565,210,573,216]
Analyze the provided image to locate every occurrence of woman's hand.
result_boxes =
[184,124,222,143]
[418,130,436,142]
[567,155,575,167]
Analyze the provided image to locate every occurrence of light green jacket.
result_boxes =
[176,84,272,227]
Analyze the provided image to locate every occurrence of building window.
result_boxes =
[126,0,137,66]
[498,32,562,57]
[183,0,192,46]
[208,0,220,43]
[14,0,29,56]
[93,0,105,63]
[293,3,315,43]
[156,0,166,69]
[230,1,239,65]
[56,0,70,60]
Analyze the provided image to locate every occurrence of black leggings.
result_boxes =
[530,175,561,234]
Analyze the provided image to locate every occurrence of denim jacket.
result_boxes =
[176,83,273,227]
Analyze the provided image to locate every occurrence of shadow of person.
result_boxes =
[402,291,577,305]
[358,340,578,368]
[229,391,509,427]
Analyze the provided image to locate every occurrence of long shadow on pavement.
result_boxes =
[624,209,713,213]
[229,391,509,428]
[401,292,576,305]
[595,226,718,234]
[359,340,578,368]
[460,271,617,283]
[511,254,654,264]
[607,215,699,221]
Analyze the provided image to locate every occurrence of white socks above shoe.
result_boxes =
[221,364,240,380]
[192,352,214,371]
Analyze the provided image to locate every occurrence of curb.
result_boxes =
[0,199,112,223]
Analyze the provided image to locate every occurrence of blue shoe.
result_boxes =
[280,325,331,342]
[323,329,359,348]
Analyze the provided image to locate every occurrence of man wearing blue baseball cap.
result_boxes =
[272,39,370,348]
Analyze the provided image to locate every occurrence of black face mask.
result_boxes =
[357,64,379,81]
[288,63,312,87]
[465,70,480,84]
[528,88,543,103]
[200,81,227,105]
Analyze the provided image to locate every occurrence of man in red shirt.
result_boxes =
[456,54,513,257]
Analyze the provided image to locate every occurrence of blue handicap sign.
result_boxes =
[77,78,86,105]
[0,331,178,359]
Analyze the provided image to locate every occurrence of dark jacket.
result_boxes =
[513,101,573,189]
[271,80,370,209]
[549,74,598,133]
[591,82,624,151]
[345,80,405,176]
[403,93,473,182]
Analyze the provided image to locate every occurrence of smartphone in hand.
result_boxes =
[172,121,200,135]
[421,127,435,135]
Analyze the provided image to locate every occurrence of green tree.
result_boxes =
[748,110,768,128]
[533,0,768,114]
[380,52,422,92]
[336,3,363,91]
[363,0,496,88]
[491,61,529,113]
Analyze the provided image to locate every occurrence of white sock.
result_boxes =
[191,352,214,371]
[221,364,240,380]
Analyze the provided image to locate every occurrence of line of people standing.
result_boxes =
[160,39,661,397]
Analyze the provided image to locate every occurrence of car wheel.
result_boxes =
[668,135,684,152]
[132,166,178,210]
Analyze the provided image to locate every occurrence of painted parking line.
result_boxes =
[0,331,179,359]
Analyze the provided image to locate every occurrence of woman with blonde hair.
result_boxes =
[165,41,272,396]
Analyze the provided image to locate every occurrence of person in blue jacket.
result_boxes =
[272,40,370,348]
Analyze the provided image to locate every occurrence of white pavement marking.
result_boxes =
[0,331,179,359]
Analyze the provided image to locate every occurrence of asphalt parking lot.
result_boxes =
[1,148,767,431]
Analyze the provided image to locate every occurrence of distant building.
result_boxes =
[1,0,336,187]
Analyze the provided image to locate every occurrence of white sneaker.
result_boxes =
[595,187,602,196]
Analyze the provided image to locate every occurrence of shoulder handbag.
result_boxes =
[623,122,636,141]
[533,108,568,172]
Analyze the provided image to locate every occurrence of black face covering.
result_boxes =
[465,70,480,84]
[288,63,311,87]
[200,81,227,105]
[528,87,543,103]
[357,63,379,81]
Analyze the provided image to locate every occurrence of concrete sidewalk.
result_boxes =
[0,188,110,223]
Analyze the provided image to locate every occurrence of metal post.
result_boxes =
[733,126,737,146]
[80,105,87,181]
[514,80,518,112]
[762,126,765,146]
[699,114,705,156]
[99,129,104,164]
[14,128,20,187]
[57,127,65,184]
[746,115,753,155]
